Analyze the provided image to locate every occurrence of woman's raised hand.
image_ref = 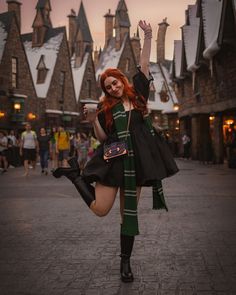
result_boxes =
[138,20,152,39]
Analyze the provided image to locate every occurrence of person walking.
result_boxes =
[55,126,70,168]
[0,130,8,174]
[182,133,191,159]
[53,20,178,282]
[49,127,58,172]
[20,123,38,176]
[7,130,20,167]
[77,133,89,170]
[37,127,51,175]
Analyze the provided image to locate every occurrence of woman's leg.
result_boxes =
[90,183,118,217]
[39,150,44,171]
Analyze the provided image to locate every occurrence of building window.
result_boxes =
[159,82,169,102]
[76,41,81,56]
[59,71,65,102]
[12,57,18,88]
[149,82,155,101]
[34,28,41,45]
[125,58,130,73]
[37,55,48,84]
[87,80,92,97]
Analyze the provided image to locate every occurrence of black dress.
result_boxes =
[83,70,179,187]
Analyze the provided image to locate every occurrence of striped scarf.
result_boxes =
[112,103,168,237]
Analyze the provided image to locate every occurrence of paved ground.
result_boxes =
[0,159,236,295]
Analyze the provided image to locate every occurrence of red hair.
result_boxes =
[99,68,147,130]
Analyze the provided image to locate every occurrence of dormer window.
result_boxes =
[125,58,130,73]
[37,55,48,84]
[159,81,169,103]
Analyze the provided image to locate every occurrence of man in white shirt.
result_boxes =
[20,123,38,176]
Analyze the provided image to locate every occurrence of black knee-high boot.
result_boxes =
[53,163,95,208]
[120,233,135,282]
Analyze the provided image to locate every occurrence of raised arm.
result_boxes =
[138,20,152,78]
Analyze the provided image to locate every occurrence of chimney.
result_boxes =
[67,9,77,56]
[104,9,114,48]
[131,27,141,64]
[156,17,169,63]
[7,0,22,33]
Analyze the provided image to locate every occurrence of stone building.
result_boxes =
[172,0,236,163]
[149,18,179,155]
[67,1,98,130]
[22,0,78,131]
[0,0,38,131]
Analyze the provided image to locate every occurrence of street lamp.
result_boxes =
[0,111,5,118]
[28,112,36,120]
[173,103,179,111]
[14,103,21,111]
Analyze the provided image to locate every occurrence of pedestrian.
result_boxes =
[53,20,178,282]
[55,126,70,168]
[20,123,38,176]
[7,130,20,167]
[182,133,191,159]
[37,127,51,175]
[49,127,58,172]
[0,130,8,174]
[77,133,89,170]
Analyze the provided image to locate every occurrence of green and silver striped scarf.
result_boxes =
[112,103,168,237]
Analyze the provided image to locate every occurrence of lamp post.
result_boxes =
[0,111,5,118]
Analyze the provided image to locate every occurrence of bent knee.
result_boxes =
[95,209,110,217]
[92,206,111,217]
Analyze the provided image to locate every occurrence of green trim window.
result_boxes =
[37,55,48,84]
[12,57,18,88]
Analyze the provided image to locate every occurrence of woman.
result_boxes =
[53,20,178,282]
[38,127,51,175]
[0,130,8,174]
[77,133,89,170]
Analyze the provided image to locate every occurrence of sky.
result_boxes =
[0,0,196,62]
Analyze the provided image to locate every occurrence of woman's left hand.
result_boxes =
[138,20,152,36]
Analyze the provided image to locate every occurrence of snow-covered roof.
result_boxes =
[23,31,64,98]
[173,40,183,79]
[182,5,200,71]
[202,0,223,59]
[96,36,126,79]
[72,52,89,102]
[0,21,7,63]
[149,62,178,113]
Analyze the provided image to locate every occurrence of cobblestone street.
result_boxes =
[0,159,236,295]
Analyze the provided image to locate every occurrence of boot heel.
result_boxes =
[68,157,80,172]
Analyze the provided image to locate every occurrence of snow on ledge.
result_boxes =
[202,0,223,59]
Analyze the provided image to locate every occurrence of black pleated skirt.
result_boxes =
[83,111,179,187]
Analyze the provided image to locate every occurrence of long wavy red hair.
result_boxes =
[99,68,147,130]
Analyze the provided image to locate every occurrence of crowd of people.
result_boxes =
[0,123,99,176]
